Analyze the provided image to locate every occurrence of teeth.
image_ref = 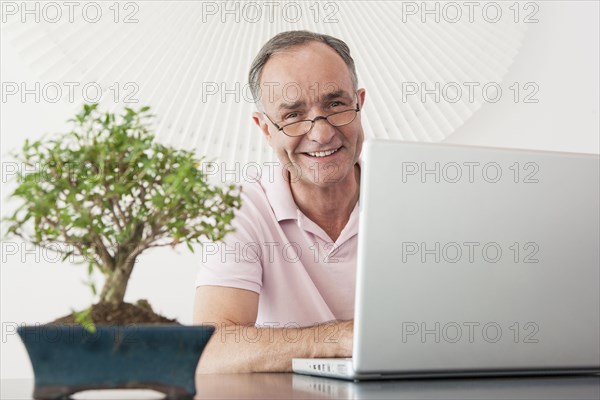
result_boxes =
[307,148,339,157]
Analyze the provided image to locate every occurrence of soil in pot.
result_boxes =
[51,299,180,325]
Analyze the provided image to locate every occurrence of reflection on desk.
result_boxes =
[2,374,599,399]
[195,373,600,400]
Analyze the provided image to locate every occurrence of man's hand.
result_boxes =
[335,319,354,358]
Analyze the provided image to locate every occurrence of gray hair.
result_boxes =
[248,30,358,107]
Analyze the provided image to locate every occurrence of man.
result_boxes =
[193,30,366,373]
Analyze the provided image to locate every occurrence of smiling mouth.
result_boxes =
[303,147,341,158]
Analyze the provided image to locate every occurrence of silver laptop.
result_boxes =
[293,139,600,380]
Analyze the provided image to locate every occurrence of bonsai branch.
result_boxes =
[108,198,124,232]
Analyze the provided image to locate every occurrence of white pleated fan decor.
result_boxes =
[3,1,527,165]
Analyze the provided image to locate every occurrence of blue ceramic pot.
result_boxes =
[18,324,215,400]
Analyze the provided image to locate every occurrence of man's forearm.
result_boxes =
[196,320,353,373]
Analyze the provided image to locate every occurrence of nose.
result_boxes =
[306,116,336,144]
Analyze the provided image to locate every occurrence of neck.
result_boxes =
[289,163,360,242]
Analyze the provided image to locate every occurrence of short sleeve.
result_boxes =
[195,188,264,294]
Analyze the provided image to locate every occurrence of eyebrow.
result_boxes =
[278,100,306,111]
[276,89,353,111]
[322,89,352,102]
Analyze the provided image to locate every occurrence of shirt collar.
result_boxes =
[261,162,298,221]
[261,157,363,222]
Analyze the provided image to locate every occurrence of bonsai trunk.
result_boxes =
[99,259,136,305]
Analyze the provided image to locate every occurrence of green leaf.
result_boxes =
[186,241,194,253]
[71,305,96,333]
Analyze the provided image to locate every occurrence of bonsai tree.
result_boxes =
[3,104,241,325]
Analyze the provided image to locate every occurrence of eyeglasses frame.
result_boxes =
[262,92,361,137]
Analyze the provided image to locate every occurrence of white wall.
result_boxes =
[2,1,598,379]
[445,2,599,153]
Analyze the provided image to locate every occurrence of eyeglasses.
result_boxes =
[262,93,361,137]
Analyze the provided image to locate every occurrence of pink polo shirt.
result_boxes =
[195,161,359,327]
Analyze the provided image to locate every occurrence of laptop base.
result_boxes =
[293,358,600,381]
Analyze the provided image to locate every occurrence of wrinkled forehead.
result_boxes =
[257,43,355,109]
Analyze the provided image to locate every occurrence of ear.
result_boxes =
[252,111,272,144]
[357,88,366,109]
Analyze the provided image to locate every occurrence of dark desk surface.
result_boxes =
[2,374,599,399]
